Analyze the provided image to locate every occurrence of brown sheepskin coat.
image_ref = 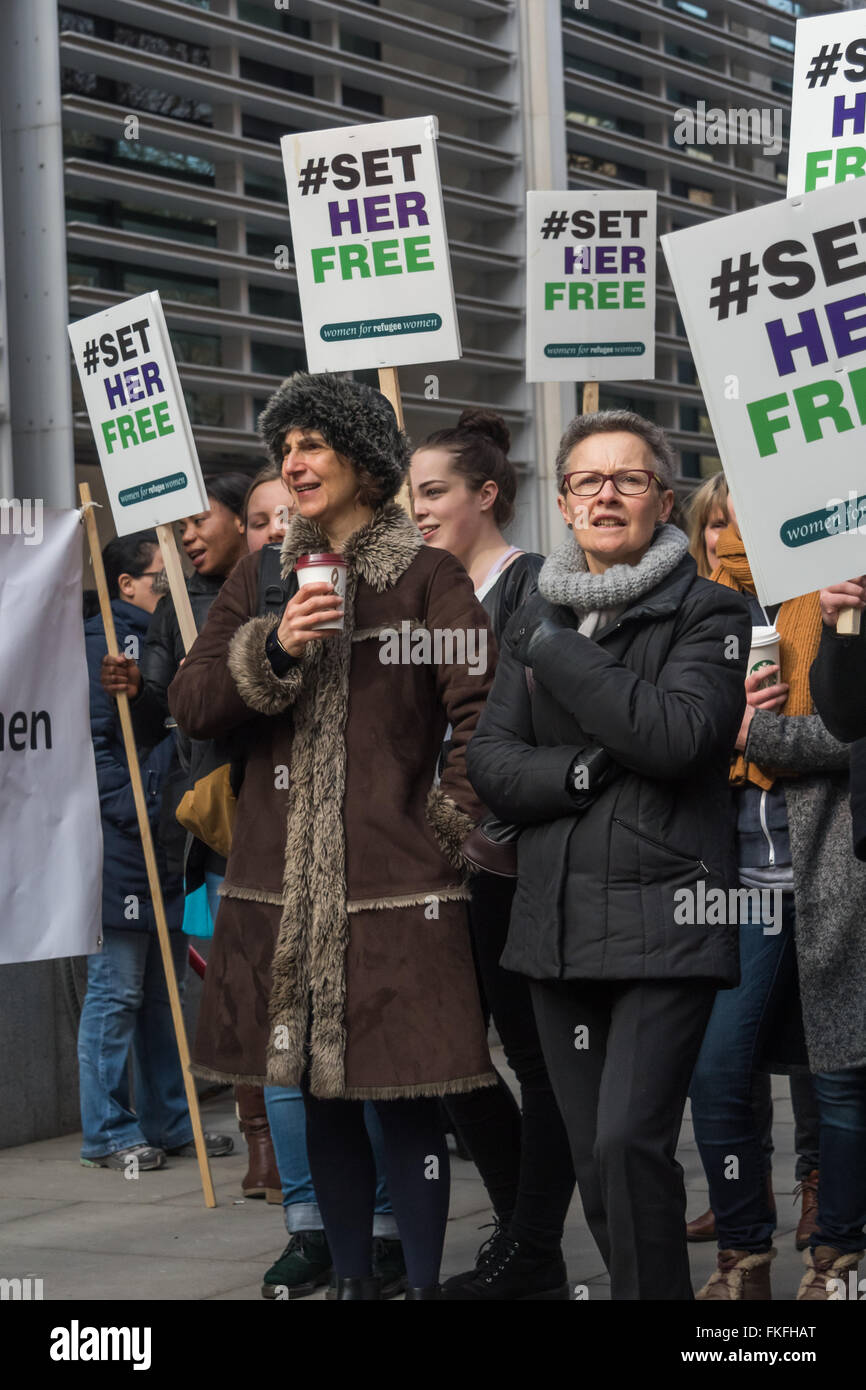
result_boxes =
[168,502,497,1099]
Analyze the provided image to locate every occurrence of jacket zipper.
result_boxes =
[612,817,709,876]
[758,789,776,868]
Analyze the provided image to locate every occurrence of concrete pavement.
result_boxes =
[0,1055,810,1301]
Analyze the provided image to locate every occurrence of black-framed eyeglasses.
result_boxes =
[562,469,662,499]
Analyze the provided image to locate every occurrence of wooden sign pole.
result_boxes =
[582,382,599,415]
[155,522,199,653]
[837,608,861,636]
[378,366,413,516]
[80,484,216,1209]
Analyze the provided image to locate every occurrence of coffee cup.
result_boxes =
[747,625,781,690]
[295,552,347,631]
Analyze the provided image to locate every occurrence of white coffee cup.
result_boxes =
[747,625,781,690]
[295,552,347,631]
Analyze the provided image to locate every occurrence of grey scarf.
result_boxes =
[538,523,690,618]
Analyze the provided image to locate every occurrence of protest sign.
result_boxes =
[788,10,866,198]
[0,509,101,964]
[282,116,461,374]
[662,178,866,606]
[68,293,208,536]
[526,190,656,383]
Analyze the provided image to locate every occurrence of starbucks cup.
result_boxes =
[747,625,781,690]
[295,552,347,631]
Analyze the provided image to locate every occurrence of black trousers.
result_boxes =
[530,976,717,1300]
[443,873,575,1251]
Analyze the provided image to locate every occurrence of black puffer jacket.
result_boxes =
[467,554,750,984]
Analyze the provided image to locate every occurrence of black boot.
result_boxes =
[441,1236,569,1301]
[335,1275,381,1300]
[404,1285,441,1300]
[441,1221,509,1293]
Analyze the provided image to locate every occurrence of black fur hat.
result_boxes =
[257,372,410,504]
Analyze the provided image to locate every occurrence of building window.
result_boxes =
[251,342,306,376]
[566,55,643,90]
[670,178,715,207]
[342,84,384,115]
[664,0,709,19]
[240,56,314,96]
[567,108,645,139]
[568,152,648,186]
[249,286,302,321]
[237,0,311,37]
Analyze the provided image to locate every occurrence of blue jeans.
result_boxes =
[264,1086,397,1238]
[813,1068,866,1253]
[78,927,191,1158]
[689,893,797,1252]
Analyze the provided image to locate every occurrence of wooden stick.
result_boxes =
[80,485,216,1209]
[582,382,599,415]
[378,366,413,517]
[837,607,862,637]
[156,523,198,654]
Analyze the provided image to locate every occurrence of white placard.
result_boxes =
[788,10,866,197]
[0,510,102,963]
[68,292,208,535]
[526,190,656,382]
[662,178,866,606]
[282,116,461,373]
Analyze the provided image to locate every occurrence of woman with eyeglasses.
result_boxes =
[467,410,752,1300]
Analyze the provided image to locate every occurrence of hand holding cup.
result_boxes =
[276,582,344,657]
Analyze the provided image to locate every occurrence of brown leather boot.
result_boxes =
[687,1174,775,1244]
[696,1248,775,1300]
[797,1245,863,1300]
[235,1085,282,1203]
[686,1208,716,1242]
[794,1169,819,1251]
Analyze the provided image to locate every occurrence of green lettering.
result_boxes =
[792,378,854,442]
[311,246,336,283]
[135,407,156,443]
[804,149,833,192]
[568,282,594,309]
[118,415,138,450]
[746,392,791,458]
[372,239,401,276]
[153,401,174,437]
[836,146,866,183]
[339,244,370,280]
[545,282,565,309]
[101,419,118,455]
[596,281,619,309]
[404,235,434,273]
[623,280,645,309]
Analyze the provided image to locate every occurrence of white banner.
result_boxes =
[68,292,208,535]
[662,178,866,606]
[788,11,866,197]
[282,116,461,373]
[526,190,656,382]
[0,509,102,963]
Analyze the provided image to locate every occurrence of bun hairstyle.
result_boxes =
[419,408,516,526]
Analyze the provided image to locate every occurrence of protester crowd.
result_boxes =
[79,373,866,1301]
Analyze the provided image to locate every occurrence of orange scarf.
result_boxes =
[711,526,822,790]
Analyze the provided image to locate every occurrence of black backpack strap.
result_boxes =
[257,543,298,616]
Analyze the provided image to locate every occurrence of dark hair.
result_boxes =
[243,464,286,527]
[203,471,251,520]
[417,409,516,526]
[555,410,676,493]
[102,530,159,600]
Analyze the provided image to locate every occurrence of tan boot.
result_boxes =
[794,1170,819,1251]
[696,1248,775,1300]
[797,1246,863,1300]
[686,1207,717,1242]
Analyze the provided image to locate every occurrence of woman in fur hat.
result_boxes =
[168,373,496,1300]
